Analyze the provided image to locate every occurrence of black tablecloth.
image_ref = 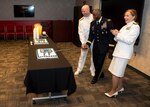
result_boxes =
[24,38,76,95]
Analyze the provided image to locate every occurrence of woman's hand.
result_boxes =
[111,29,119,36]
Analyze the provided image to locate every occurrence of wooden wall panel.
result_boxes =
[52,20,72,42]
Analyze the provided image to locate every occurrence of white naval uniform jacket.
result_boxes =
[78,14,93,44]
[113,21,140,59]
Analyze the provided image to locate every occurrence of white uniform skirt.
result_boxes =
[108,57,129,77]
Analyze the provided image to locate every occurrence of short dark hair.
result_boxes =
[92,9,101,16]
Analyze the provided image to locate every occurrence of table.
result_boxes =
[24,37,76,103]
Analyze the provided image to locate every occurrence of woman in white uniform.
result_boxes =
[105,9,140,97]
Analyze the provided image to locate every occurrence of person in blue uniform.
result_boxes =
[105,9,140,98]
[82,9,114,84]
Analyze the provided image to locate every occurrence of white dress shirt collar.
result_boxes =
[98,17,102,23]
[126,21,135,27]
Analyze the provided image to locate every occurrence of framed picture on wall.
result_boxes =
[14,5,35,17]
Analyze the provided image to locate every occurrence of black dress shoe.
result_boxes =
[91,78,97,84]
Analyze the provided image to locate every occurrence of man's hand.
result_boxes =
[81,44,89,50]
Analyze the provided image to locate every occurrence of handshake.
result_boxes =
[81,44,89,50]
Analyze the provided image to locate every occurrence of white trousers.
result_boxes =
[77,43,95,73]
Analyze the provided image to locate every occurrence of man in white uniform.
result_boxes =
[74,4,95,76]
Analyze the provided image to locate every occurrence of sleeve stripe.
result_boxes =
[87,41,92,44]
[109,44,115,47]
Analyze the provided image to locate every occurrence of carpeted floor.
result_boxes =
[0,40,149,107]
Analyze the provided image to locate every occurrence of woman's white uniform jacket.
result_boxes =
[113,21,140,59]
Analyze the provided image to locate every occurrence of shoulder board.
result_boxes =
[133,22,138,25]
[107,19,111,21]
[79,17,84,21]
